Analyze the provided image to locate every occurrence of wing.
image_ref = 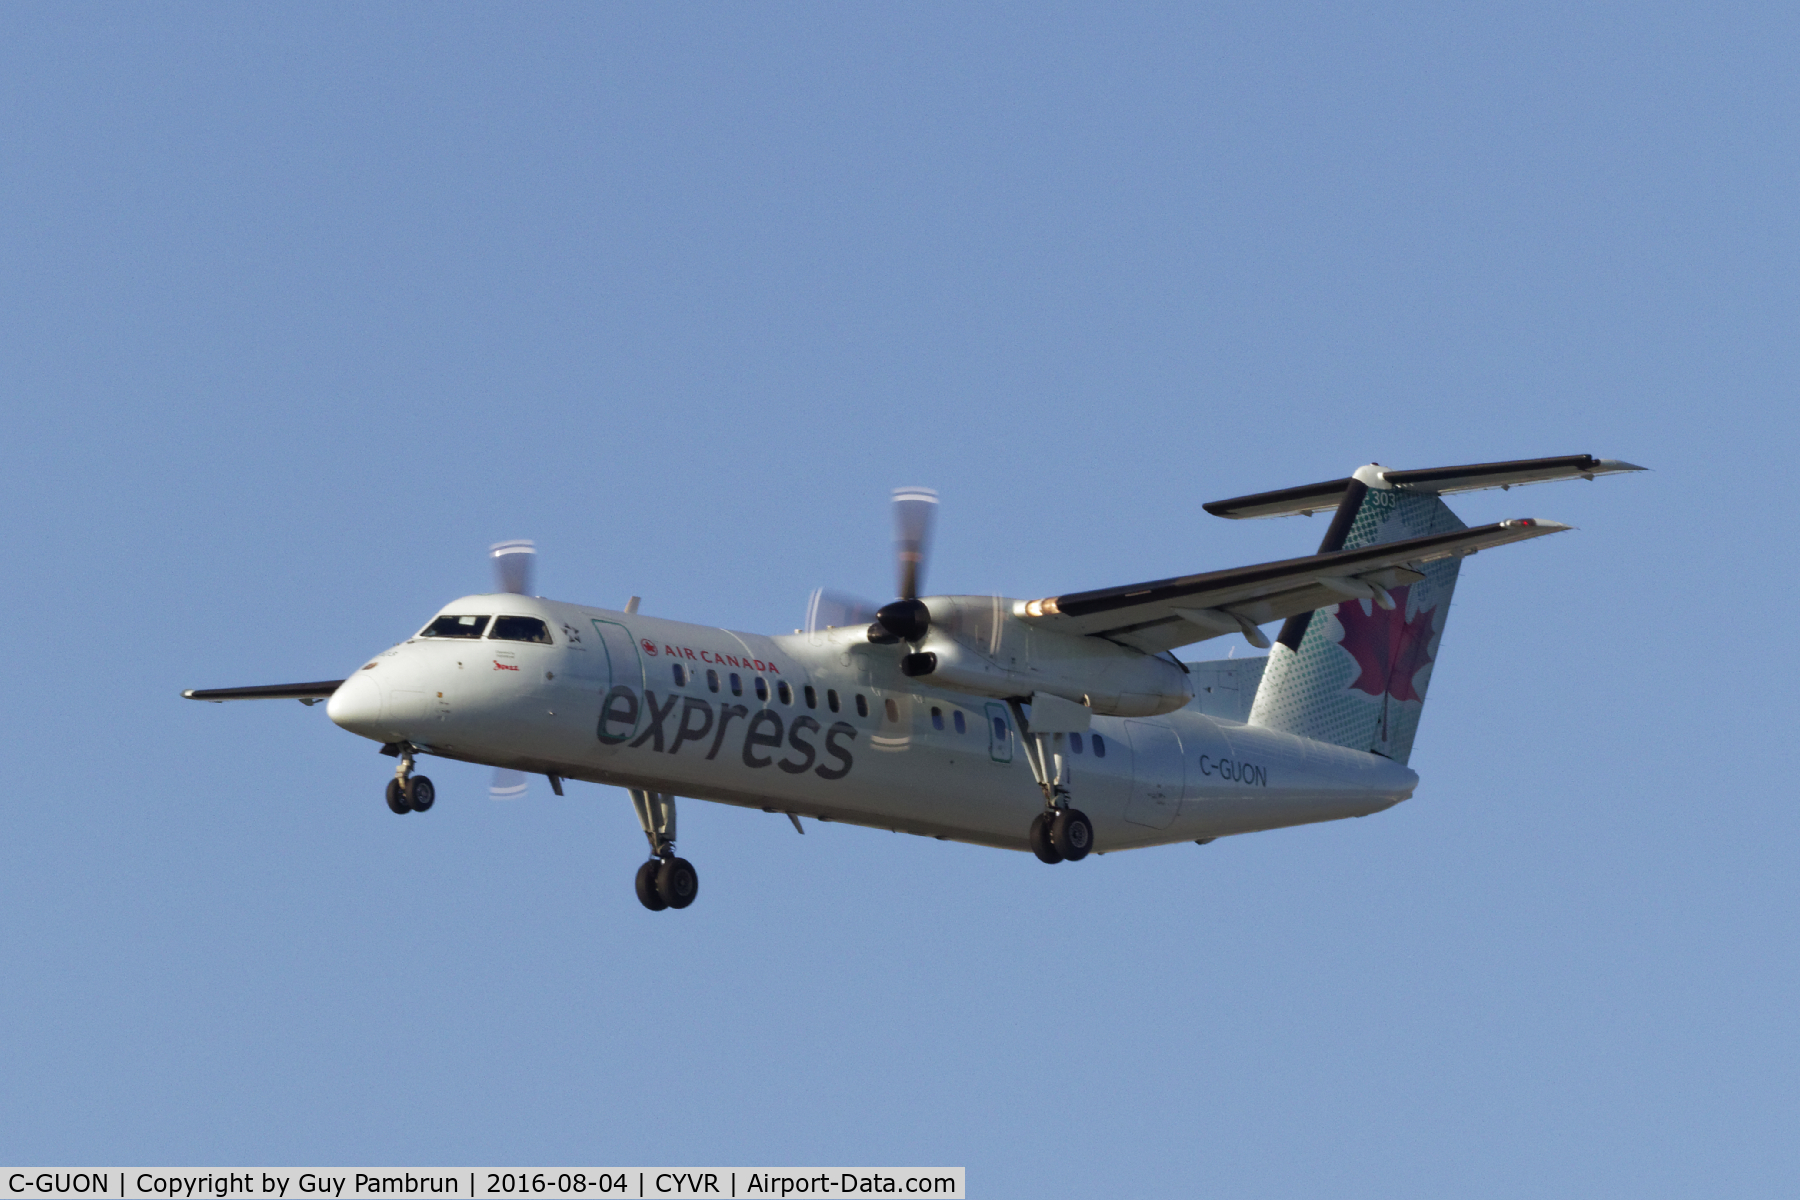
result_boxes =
[183,680,345,704]
[1016,519,1568,654]
[1202,454,1644,519]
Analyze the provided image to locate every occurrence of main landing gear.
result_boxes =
[1028,807,1094,864]
[383,743,435,814]
[630,788,698,911]
[1009,699,1094,866]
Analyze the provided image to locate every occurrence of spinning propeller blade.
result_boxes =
[490,539,536,595]
[806,588,881,635]
[871,487,938,644]
[489,541,539,798]
[892,487,938,600]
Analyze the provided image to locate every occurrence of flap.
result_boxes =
[1016,519,1568,655]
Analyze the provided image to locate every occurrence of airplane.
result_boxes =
[185,453,1641,911]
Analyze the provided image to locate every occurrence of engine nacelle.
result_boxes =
[895,596,1193,717]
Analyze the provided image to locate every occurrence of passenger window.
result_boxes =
[1092,733,1106,758]
[855,694,869,718]
[953,710,966,734]
[777,680,792,705]
[804,685,817,709]
[1070,732,1084,754]
[885,698,899,723]
[706,669,720,694]
[828,689,841,713]
[421,614,490,639]
[491,615,553,644]
[730,673,743,697]
[672,664,687,687]
[755,677,769,702]
[992,716,1007,740]
[931,707,944,731]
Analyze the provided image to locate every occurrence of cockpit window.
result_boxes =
[421,614,490,639]
[490,615,553,644]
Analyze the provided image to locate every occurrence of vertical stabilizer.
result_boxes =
[1248,467,1466,765]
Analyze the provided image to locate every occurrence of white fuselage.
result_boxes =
[325,595,1419,852]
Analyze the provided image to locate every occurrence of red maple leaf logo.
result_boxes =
[1333,587,1438,703]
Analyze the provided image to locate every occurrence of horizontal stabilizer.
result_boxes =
[183,680,344,703]
[1204,454,1644,520]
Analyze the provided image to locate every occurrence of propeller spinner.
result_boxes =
[870,487,938,644]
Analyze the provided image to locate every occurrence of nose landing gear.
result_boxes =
[382,743,435,814]
[630,788,699,910]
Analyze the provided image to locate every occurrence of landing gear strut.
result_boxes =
[1009,699,1093,864]
[630,788,698,910]
[383,743,435,814]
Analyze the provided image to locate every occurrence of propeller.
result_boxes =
[489,539,539,797]
[490,539,537,595]
[869,487,938,644]
[805,588,880,636]
[490,768,529,800]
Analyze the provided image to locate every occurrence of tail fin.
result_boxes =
[1248,468,1466,765]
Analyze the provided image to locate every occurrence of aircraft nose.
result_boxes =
[327,673,385,738]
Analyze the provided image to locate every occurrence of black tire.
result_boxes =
[1029,811,1063,864]
[656,857,699,909]
[405,776,435,812]
[386,778,411,814]
[635,860,668,911]
[1051,809,1094,861]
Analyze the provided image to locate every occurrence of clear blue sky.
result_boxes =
[2,5,1794,1195]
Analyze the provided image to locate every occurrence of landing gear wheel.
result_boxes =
[635,860,668,911]
[655,857,699,909]
[405,775,435,812]
[1051,808,1094,861]
[1029,812,1063,864]
[386,779,411,814]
